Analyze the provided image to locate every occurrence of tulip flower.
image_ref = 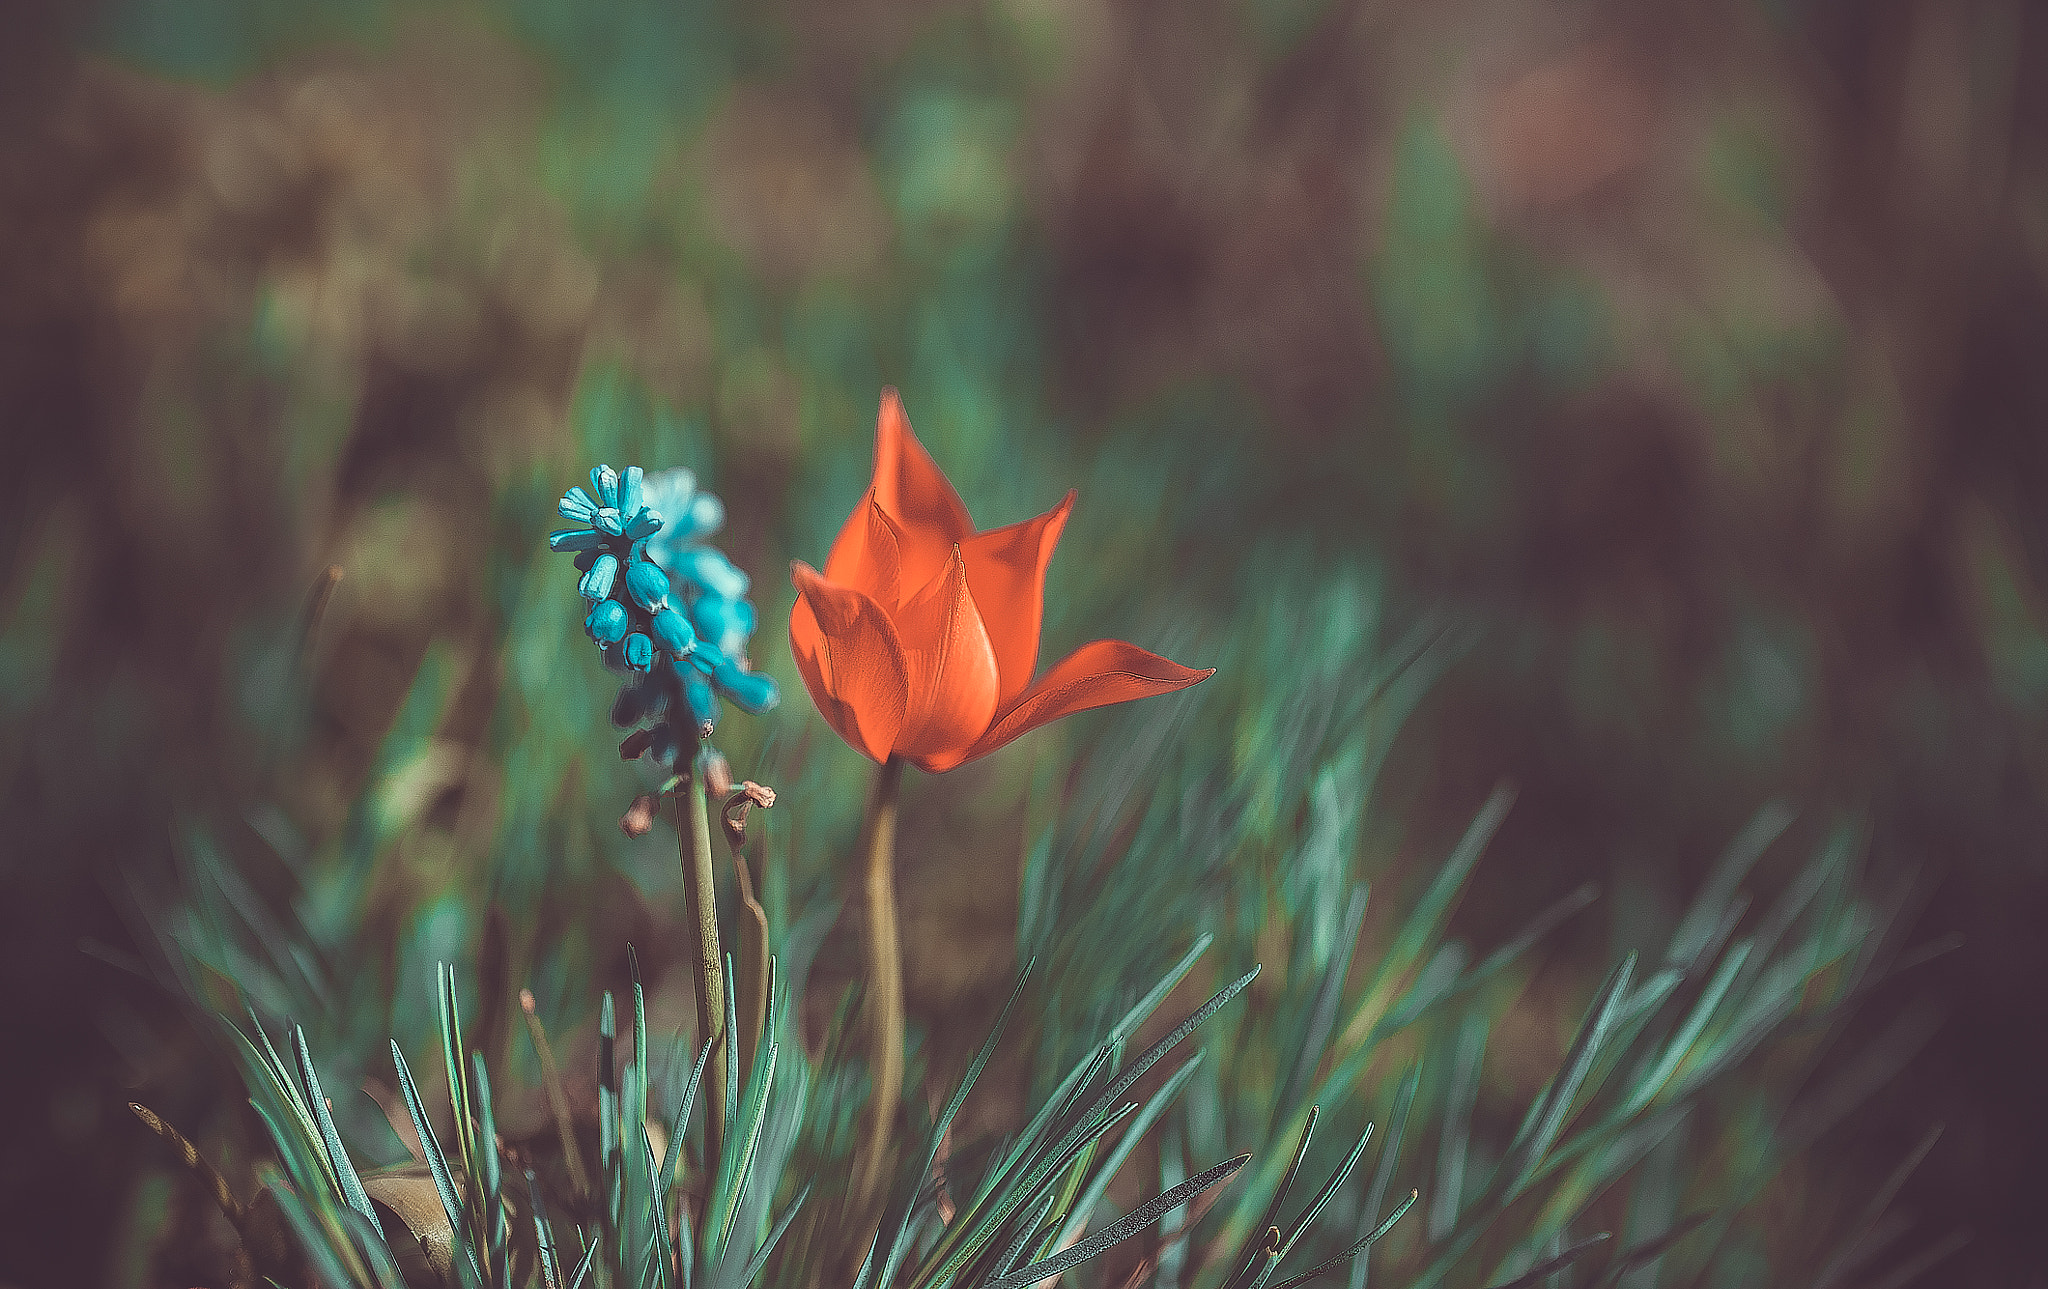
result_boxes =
[790,388,1213,1206]
[791,389,1213,772]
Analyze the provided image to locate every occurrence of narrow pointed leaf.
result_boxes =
[982,1154,1254,1289]
[1269,1191,1420,1289]
[293,1026,377,1225]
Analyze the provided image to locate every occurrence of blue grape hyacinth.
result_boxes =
[553,464,778,769]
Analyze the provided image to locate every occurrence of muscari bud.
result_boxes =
[650,606,696,656]
[585,599,628,645]
[578,553,619,602]
[623,632,655,671]
[591,464,620,508]
[626,558,671,611]
[690,594,756,656]
[713,654,779,714]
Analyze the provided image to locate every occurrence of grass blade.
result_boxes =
[1501,954,1637,1203]
[1057,1052,1205,1250]
[983,1154,1254,1289]
[928,967,1260,1289]
[1350,1065,1420,1289]
[1430,1015,1487,1241]
[1279,1121,1374,1263]
[392,1039,486,1288]
[1484,1233,1611,1289]
[1277,887,1370,1121]
[293,1026,377,1226]
[1268,1189,1420,1289]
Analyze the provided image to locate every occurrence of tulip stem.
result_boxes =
[855,754,906,1213]
[676,751,728,1167]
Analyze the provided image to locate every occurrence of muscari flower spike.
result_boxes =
[553,463,779,770]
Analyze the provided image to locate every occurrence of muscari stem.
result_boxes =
[855,755,906,1211]
[678,751,729,1166]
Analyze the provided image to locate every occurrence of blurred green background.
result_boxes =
[2,0,2044,1283]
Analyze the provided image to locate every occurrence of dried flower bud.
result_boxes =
[705,751,734,797]
[620,793,660,838]
[721,780,777,849]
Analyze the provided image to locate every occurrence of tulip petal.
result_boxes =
[825,493,906,609]
[893,547,1002,770]
[959,491,1074,705]
[943,639,1214,770]
[790,562,911,763]
[872,388,972,591]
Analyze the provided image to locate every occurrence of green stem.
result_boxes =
[677,751,728,1166]
[854,755,906,1211]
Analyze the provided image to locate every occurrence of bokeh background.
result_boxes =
[3,0,2045,1284]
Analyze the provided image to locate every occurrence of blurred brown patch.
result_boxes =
[1481,40,1657,210]
[700,89,888,286]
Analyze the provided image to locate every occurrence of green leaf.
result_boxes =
[471,1053,506,1280]
[726,1182,812,1289]
[392,1039,485,1288]
[1056,1052,1204,1251]
[1667,803,1790,973]
[438,963,479,1241]
[267,1172,372,1289]
[1500,954,1637,1202]
[292,1025,377,1226]
[981,1154,1254,1289]
[1278,1120,1374,1263]
[1350,1066,1420,1289]
[1112,934,1216,1047]
[1622,941,1753,1118]
[1483,1233,1610,1289]
[1228,1107,1320,1289]
[1276,887,1369,1120]
[1430,1014,1487,1241]
[1339,785,1513,1053]
[1266,1189,1420,1289]
[928,967,1260,1289]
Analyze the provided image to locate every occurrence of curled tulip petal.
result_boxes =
[825,494,905,609]
[618,465,644,516]
[871,388,972,548]
[790,562,910,763]
[623,507,663,539]
[960,491,1073,705]
[893,548,1001,768]
[591,465,620,508]
[947,639,1215,770]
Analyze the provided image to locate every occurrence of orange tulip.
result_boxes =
[790,389,1213,772]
